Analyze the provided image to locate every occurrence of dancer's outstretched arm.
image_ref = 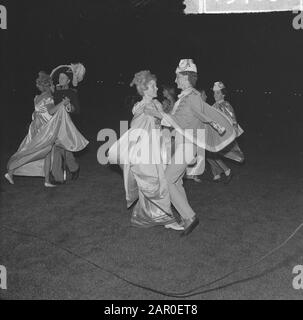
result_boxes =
[191,100,226,135]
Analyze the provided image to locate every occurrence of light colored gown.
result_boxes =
[7,93,88,177]
[108,99,176,228]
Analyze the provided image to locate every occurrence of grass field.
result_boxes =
[1,86,303,299]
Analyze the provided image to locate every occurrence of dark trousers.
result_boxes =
[50,146,79,183]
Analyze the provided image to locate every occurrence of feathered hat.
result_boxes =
[50,63,86,87]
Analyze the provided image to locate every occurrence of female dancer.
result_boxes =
[208,81,244,183]
[5,71,88,187]
[108,70,178,229]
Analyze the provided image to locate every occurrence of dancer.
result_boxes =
[145,59,238,235]
[49,63,86,183]
[4,71,88,187]
[208,81,244,183]
[108,70,178,229]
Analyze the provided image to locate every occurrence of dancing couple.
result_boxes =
[4,63,88,187]
[109,59,238,236]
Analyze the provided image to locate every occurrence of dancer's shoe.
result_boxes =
[165,222,185,231]
[4,173,14,185]
[44,182,56,188]
[185,175,202,183]
[71,168,80,180]
[223,171,233,185]
[181,217,200,237]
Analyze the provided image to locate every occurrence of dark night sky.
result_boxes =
[1,0,303,94]
[1,1,303,167]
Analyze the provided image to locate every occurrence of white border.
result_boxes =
[193,0,303,14]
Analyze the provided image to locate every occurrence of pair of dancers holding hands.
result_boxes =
[109,59,241,236]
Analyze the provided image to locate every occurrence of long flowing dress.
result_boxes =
[7,93,88,177]
[108,99,176,228]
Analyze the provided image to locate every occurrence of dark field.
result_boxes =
[0,85,303,299]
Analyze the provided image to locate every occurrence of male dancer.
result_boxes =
[146,59,237,236]
[50,67,82,183]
